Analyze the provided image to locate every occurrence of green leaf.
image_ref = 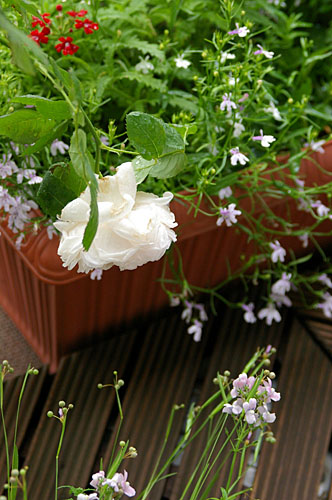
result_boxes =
[69,129,99,251]
[11,95,72,121]
[150,151,186,178]
[149,123,186,178]
[132,155,155,184]
[36,171,77,217]
[51,59,83,105]
[126,111,166,160]
[53,162,87,197]
[0,109,56,144]
[23,121,68,155]
[82,182,98,251]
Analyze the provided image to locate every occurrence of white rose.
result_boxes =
[54,162,178,273]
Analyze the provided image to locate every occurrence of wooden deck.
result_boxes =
[1,293,332,500]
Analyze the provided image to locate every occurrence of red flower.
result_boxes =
[29,26,50,45]
[55,36,79,55]
[42,13,51,23]
[74,18,99,34]
[55,4,63,11]
[67,9,88,17]
[31,13,51,27]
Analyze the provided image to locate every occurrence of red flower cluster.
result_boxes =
[30,26,50,45]
[74,18,99,34]
[29,7,99,55]
[55,36,79,55]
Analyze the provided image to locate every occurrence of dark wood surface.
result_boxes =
[1,300,332,500]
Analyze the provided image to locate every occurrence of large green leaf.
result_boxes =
[36,171,77,217]
[126,111,166,160]
[0,109,56,144]
[24,121,68,154]
[12,95,72,121]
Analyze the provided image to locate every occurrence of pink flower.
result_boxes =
[241,303,256,323]
[269,240,286,263]
[254,44,274,59]
[228,23,250,37]
[217,203,241,227]
[252,129,276,147]
[257,303,281,325]
[188,319,203,342]
[109,470,135,497]
[220,93,237,113]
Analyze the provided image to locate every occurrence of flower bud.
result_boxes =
[58,400,66,408]
[117,379,124,387]
[33,369,39,375]
[68,404,74,409]
[164,29,169,35]
[20,469,26,476]
[263,359,271,366]
[97,383,103,389]
[224,370,230,377]
[119,441,126,447]
[288,98,294,104]
[56,4,62,10]
[10,470,19,478]
[47,411,54,418]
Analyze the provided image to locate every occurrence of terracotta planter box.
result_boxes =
[1,143,332,371]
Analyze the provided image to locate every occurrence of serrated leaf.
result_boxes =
[132,155,155,184]
[150,151,186,178]
[12,95,72,121]
[23,121,68,155]
[11,0,40,17]
[162,122,185,153]
[118,71,167,92]
[126,111,166,160]
[36,171,77,217]
[0,109,56,144]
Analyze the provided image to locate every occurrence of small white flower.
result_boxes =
[318,274,332,288]
[257,303,282,325]
[220,51,236,64]
[298,233,309,248]
[228,23,250,38]
[217,203,242,227]
[187,320,203,342]
[316,292,332,318]
[311,200,331,218]
[135,55,154,74]
[241,303,257,323]
[269,240,286,263]
[270,293,292,308]
[230,147,249,166]
[181,301,193,323]
[228,74,239,86]
[254,44,274,59]
[252,129,276,148]
[305,140,325,154]
[271,273,292,295]
[174,54,191,69]
[233,121,245,138]
[47,223,58,240]
[90,268,103,280]
[218,186,232,200]
[170,296,180,307]
[264,101,282,121]
[50,139,69,156]
[220,93,237,113]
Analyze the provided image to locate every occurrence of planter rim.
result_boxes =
[2,140,332,286]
